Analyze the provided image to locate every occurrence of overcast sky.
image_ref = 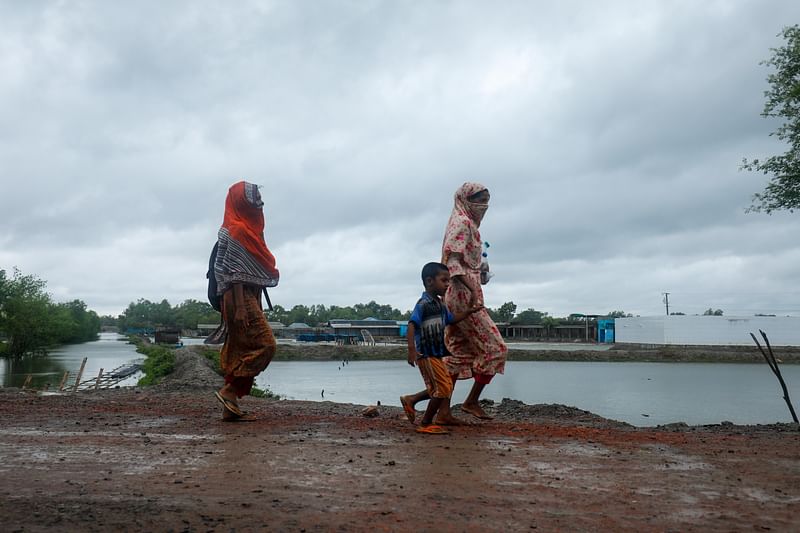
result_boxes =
[1,1,799,319]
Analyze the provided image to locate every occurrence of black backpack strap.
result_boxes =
[263,287,273,311]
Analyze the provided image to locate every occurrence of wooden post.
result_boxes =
[22,375,32,389]
[94,368,104,390]
[72,357,87,392]
[59,371,69,391]
[752,331,799,424]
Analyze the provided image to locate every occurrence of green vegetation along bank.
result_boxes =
[0,268,101,357]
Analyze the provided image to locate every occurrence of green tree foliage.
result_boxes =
[703,308,724,316]
[100,315,119,327]
[0,268,100,356]
[541,315,561,336]
[487,301,517,323]
[743,25,800,213]
[265,300,410,326]
[0,269,51,355]
[173,299,220,329]
[118,298,220,331]
[51,300,102,344]
[118,297,409,330]
[605,310,631,318]
[513,308,548,325]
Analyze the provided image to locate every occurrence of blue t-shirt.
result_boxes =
[408,292,455,358]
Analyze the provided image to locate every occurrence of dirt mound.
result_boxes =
[475,398,633,428]
[152,345,222,391]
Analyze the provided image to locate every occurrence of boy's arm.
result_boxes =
[406,322,420,367]
[451,304,483,324]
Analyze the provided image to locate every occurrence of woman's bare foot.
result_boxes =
[433,413,472,426]
[460,403,494,420]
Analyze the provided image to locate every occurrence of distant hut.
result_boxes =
[154,327,181,345]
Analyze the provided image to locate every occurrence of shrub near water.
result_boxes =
[199,347,221,373]
[132,340,176,386]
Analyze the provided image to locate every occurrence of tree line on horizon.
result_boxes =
[109,296,633,331]
[0,268,101,357]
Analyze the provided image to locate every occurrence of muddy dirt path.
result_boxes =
[1,385,798,532]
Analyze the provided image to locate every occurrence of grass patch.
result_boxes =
[199,347,221,373]
[129,337,176,386]
[250,386,279,399]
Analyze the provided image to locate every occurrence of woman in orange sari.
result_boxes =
[213,181,279,421]
[439,182,507,421]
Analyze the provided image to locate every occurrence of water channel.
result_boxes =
[2,334,798,427]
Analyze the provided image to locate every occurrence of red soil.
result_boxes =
[1,387,798,532]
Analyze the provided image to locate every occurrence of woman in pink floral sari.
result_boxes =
[439,182,507,421]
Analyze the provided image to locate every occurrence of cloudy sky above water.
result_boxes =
[1,1,799,318]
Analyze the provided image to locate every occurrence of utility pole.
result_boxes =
[662,292,670,316]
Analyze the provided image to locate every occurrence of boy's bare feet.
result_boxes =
[460,403,494,420]
[399,396,416,424]
[415,424,449,434]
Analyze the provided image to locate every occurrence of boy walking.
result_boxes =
[401,262,481,434]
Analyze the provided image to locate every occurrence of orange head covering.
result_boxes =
[221,181,278,277]
[214,181,279,292]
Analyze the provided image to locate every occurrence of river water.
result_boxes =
[0,333,144,390]
[2,334,799,427]
[257,360,800,427]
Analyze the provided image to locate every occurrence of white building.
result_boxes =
[615,316,800,346]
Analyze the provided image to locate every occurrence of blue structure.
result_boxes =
[597,319,615,343]
[296,333,360,343]
[125,327,154,335]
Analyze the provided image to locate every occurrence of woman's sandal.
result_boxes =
[223,411,257,422]
[214,391,244,417]
[416,424,449,435]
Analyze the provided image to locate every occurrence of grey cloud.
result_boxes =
[1,1,799,318]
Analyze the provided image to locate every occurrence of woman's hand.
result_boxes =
[480,262,492,285]
[232,283,249,326]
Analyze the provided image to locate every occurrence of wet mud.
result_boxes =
[1,384,798,532]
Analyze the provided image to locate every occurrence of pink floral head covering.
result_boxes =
[441,182,489,269]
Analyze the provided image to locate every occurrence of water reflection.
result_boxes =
[0,332,142,389]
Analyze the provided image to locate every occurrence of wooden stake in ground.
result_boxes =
[22,375,32,389]
[750,330,799,424]
[72,357,87,393]
[58,371,69,391]
[94,368,104,390]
